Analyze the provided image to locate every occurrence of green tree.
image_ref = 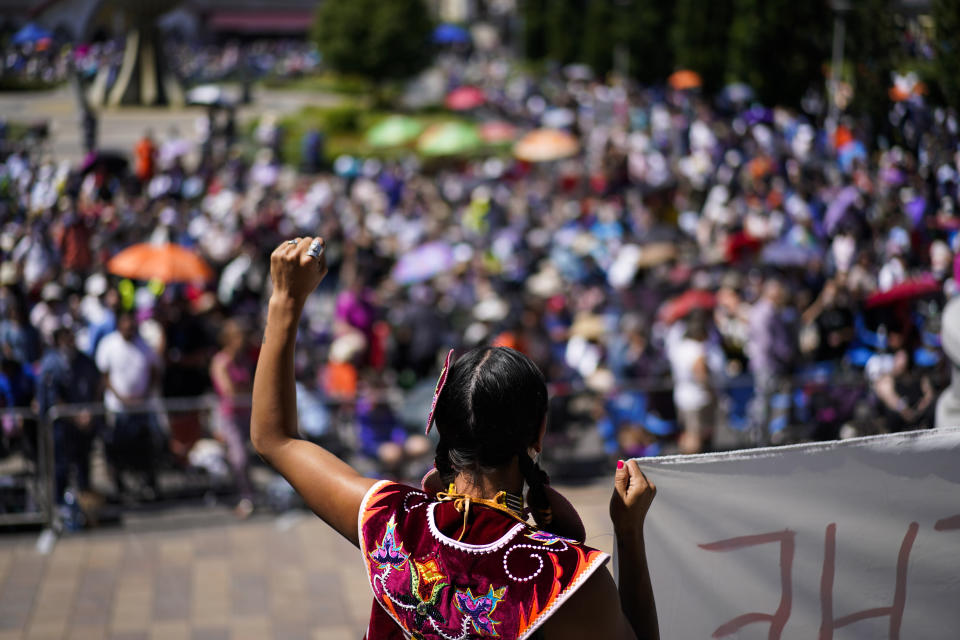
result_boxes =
[545,0,587,64]
[932,0,960,109]
[312,0,434,85]
[846,0,899,135]
[671,0,735,94]
[521,0,549,60]
[726,0,830,105]
[620,0,675,85]
[582,0,616,76]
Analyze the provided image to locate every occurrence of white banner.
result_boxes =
[632,428,960,639]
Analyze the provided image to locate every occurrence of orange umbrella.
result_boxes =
[107,243,214,283]
[513,129,580,162]
[668,69,702,91]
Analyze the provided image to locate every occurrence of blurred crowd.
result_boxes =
[1,51,959,517]
[2,35,319,87]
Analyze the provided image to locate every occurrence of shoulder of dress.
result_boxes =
[358,481,430,544]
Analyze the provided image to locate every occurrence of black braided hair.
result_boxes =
[433,347,549,506]
[517,450,552,527]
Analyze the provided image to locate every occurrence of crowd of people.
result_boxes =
[1,47,958,520]
[2,34,319,89]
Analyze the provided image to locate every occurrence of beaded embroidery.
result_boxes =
[360,481,610,640]
[455,586,507,636]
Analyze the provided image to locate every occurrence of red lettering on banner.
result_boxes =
[698,530,795,639]
[934,514,960,531]
[818,522,919,640]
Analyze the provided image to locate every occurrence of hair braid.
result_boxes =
[518,451,552,527]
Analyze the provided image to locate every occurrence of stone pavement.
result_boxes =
[0,482,617,640]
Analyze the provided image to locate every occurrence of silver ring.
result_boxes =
[286,239,299,246]
[306,240,324,260]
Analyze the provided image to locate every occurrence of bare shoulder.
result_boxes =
[539,567,636,640]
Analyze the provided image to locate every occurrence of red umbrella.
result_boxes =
[479,121,518,144]
[659,290,716,324]
[865,275,941,309]
[107,243,214,283]
[445,86,486,111]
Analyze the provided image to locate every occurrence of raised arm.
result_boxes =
[610,459,659,640]
[251,237,375,546]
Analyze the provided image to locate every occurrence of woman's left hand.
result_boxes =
[270,237,328,304]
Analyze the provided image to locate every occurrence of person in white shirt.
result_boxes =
[667,312,717,454]
[95,310,162,498]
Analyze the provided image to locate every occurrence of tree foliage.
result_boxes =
[581,0,616,76]
[312,0,434,84]
[932,0,960,109]
[725,0,830,105]
[621,0,675,85]
[544,0,587,65]
[670,0,734,94]
[846,0,900,130]
[521,0,549,60]
[517,0,929,120]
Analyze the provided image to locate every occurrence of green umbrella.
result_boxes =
[417,121,481,156]
[366,115,424,148]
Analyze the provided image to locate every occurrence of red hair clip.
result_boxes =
[425,349,454,435]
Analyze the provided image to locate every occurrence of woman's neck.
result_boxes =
[453,464,524,500]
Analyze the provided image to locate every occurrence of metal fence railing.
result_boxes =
[0,369,911,531]
[0,407,50,528]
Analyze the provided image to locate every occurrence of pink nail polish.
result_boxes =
[617,460,624,470]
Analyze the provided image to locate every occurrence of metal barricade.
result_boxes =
[0,406,51,528]
[47,395,221,500]
[0,372,883,533]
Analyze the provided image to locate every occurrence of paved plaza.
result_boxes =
[0,84,339,165]
[0,482,617,640]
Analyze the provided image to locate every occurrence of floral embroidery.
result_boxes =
[455,585,507,636]
[525,530,575,546]
[361,483,612,640]
[414,558,445,586]
[395,556,449,628]
[369,515,408,570]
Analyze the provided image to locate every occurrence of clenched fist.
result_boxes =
[270,237,328,303]
[610,459,656,535]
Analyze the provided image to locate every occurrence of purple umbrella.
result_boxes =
[391,242,455,285]
[762,242,822,268]
[905,197,926,228]
[743,106,773,126]
[824,186,860,235]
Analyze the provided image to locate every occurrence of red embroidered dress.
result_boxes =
[359,480,610,640]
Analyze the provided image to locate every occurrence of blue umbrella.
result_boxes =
[433,24,470,45]
[12,23,53,45]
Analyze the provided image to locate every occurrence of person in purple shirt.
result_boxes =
[747,278,798,443]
